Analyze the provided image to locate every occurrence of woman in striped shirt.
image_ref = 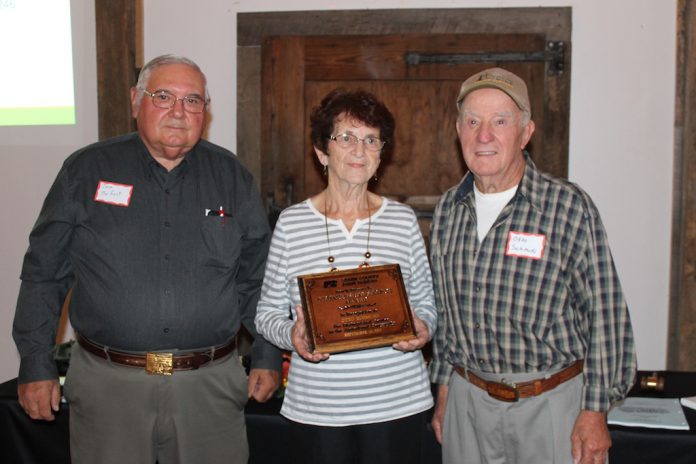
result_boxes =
[255,88,437,464]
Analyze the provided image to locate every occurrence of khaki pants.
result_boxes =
[443,370,584,464]
[64,344,249,464]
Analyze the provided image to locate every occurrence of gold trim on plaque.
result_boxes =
[297,264,415,353]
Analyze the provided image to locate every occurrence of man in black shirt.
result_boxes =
[13,54,281,464]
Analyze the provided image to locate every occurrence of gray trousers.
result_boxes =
[442,369,583,464]
[64,344,249,464]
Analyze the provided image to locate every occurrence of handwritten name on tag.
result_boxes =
[94,181,133,207]
[506,231,545,260]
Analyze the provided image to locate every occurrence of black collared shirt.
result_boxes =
[14,133,279,383]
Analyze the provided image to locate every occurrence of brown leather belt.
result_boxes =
[76,333,236,375]
[454,360,584,402]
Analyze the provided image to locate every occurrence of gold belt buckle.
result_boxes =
[146,352,173,375]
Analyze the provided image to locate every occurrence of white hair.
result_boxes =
[133,54,209,107]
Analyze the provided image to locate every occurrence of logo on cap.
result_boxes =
[477,72,514,89]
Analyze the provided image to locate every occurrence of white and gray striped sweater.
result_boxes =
[255,197,437,426]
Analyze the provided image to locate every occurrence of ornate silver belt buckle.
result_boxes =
[146,352,173,375]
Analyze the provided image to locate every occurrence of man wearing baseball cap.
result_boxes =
[428,67,637,464]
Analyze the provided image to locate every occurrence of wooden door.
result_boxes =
[261,33,569,228]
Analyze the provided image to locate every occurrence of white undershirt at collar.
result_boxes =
[474,183,518,244]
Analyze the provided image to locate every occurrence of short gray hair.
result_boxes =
[134,54,209,107]
[519,109,531,127]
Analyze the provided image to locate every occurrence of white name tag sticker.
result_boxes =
[506,231,545,260]
[94,181,133,207]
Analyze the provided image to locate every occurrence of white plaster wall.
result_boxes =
[0,0,676,382]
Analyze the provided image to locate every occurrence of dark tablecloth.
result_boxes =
[3,371,696,463]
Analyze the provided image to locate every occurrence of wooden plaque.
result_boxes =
[297,264,415,354]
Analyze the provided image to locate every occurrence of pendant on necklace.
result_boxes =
[359,251,372,268]
[327,255,337,272]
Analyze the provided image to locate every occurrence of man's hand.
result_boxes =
[392,313,429,352]
[247,368,281,403]
[18,379,61,421]
[571,410,611,464]
[431,384,449,444]
[291,305,329,363]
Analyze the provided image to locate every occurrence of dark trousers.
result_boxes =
[288,411,427,464]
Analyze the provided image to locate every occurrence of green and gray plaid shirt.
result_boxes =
[429,154,636,412]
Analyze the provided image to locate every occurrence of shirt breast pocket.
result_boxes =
[504,246,568,341]
[199,216,243,269]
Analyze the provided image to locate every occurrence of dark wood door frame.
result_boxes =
[237,8,571,185]
[669,0,696,370]
[94,0,138,140]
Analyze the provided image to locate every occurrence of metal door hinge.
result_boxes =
[405,41,566,76]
